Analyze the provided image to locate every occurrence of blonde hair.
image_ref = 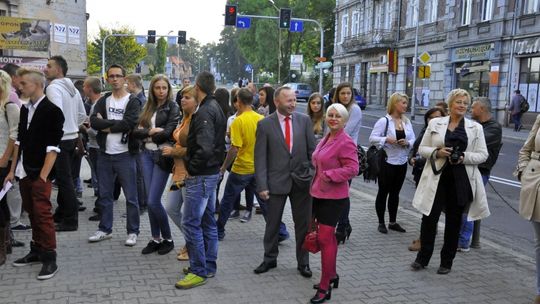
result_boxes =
[180,85,196,119]
[0,70,11,112]
[326,103,350,123]
[386,92,409,115]
[446,89,471,109]
[139,74,173,128]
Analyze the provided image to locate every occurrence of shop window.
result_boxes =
[461,0,472,26]
[482,0,493,21]
[519,57,540,112]
[523,0,540,15]
[456,61,490,99]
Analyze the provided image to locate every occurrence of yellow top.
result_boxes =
[230,110,264,174]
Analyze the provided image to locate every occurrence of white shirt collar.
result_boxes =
[25,95,46,109]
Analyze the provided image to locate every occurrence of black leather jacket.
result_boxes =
[478,119,502,176]
[186,95,226,176]
[132,100,180,146]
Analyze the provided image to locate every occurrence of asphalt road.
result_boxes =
[295,102,534,258]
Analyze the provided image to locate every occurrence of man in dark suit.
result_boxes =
[5,69,64,280]
[254,86,316,277]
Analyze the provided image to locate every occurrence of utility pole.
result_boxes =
[410,0,420,121]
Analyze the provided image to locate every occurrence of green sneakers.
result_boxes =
[175,273,207,289]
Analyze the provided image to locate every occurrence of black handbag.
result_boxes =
[153,150,174,173]
[364,117,389,183]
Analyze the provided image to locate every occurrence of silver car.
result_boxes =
[284,83,313,102]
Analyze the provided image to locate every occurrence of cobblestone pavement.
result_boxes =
[0,168,535,304]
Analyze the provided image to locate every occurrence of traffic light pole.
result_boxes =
[239,14,325,94]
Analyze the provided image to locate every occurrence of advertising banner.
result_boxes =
[0,56,48,71]
[0,16,50,51]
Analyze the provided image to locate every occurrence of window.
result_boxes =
[461,0,472,25]
[359,6,365,34]
[340,14,349,43]
[365,6,372,32]
[518,57,540,112]
[482,0,493,21]
[384,1,393,29]
[523,0,540,14]
[406,0,418,28]
[374,2,383,29]
[425,0,438,23]
[352,11,360,36]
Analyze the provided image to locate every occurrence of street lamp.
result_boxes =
[268,0,281,84]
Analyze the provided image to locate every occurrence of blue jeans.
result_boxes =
[182,174,220,277]
[459,174,489,248]
[136,152,147,209]
[165,183,185,234]
[96,151,140,235]
[140,150,172,240]
[512,113,522,131]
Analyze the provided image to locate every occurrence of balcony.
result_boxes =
[342,29,396,53]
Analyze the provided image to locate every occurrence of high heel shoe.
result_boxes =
[335,230,346,244]
[344,223,352,240]
[310,287,332,304]
[313,274,339,289]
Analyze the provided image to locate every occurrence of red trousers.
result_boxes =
[20,177,56,251]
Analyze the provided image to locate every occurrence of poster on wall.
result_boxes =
[68,26,80,45]
[0,56,48,71]
[54,23,66,43]
[0,16,50,51]
[527,84,538,113]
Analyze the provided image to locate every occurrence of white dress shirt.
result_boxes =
[369,114,415,165]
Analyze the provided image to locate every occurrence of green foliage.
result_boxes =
[86,26,147,76]
[154,37,167,74]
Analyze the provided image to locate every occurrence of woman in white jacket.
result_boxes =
[411,89,489,275]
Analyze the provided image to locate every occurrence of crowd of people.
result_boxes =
[2,56,540,303]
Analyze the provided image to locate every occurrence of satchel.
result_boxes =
[363,117,389,183]
[302,219,320,254]
[153,150,174,173]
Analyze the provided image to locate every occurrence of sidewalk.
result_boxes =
[363,104,530,142]
[0,167,535,303]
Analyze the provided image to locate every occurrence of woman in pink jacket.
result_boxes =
[309,103,359,304]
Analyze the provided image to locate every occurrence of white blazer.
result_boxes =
[412,116,490,221]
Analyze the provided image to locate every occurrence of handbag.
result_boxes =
[302,219,320,254]
[363,117,389,183]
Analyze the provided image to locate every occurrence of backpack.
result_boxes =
[520,97,529,113]
[357,145,367,176]
[363,117,389,183]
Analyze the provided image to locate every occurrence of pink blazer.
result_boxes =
[310,129,358,199]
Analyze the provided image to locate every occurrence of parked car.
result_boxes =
[354,88,367,110]
[283,83,313,101]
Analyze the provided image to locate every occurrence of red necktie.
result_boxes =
[284,116,291,151]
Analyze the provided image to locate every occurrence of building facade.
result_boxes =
[334,0,540,126]
[0,0,87,79]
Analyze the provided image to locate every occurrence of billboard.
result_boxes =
[0,16,50,51]
[0,56,48,71]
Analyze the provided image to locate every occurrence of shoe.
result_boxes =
[310,287,332,304]
[297,264,312,278]
[313,275,339,289]
[229,210,240,219]
[83,178,92,184]
[125,233,137,246]
[175,273,207,289]
[335,230,346,244]
[88,214,101,221]
[457,246,470,252]
[240,211,252,223]
[408,239,421,251]
[87,184,93,188]
[141,240,161,254]
[11,238,25,247]
[55,224,78,232]
[254,261,277,274]
[158,239,174,255]
[410,261,425,271]
[13,251,40,267]
[255,206,262,214]
[278,234,290,243]
[11,224,31,231]
[177,246,189,261]
[76,192,83,199]
[437,266,451,274]
[182,266,215,278]
[470,242,481,249]
[378,223,388,234]
[388,223,406,233]
[88,231,112,243]
[78,206,86,212]
[218,230,225,241]
[37,251,58,280]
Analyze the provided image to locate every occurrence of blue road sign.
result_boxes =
[244,64,253,73]
[236,17,251,29]
[290,20,304,32]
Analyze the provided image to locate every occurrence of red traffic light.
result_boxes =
[228,7,236,14]
[225,5,238,26]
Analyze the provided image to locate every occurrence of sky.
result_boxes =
[86,0,226,44]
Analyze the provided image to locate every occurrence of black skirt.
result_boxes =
[312,197,349,227]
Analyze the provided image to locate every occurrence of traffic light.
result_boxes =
[147,30,156,44]
[225,5,237,26]
[178,31,186,44]
[279,8,292,29]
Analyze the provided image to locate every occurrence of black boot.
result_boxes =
[12,242,41,266]
[37,250,58,280]
[10,229,25,248]
[0,226,6,266]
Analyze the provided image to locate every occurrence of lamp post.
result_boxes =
[410,0,420,121]
[269,0,281,84]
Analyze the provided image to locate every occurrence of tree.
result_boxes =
[87,26,147,76]
[154,37,167,74]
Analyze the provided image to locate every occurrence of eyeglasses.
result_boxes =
[107,74,124,79]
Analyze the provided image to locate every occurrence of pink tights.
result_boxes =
[317,223,337,291]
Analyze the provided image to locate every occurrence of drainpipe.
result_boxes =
[505,0,519,125]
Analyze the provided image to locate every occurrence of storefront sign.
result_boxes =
[515,37,540,55]
[0,16,50,51]
[0,56,48,70]
[452,44,493,62]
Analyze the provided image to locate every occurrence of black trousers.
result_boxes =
[415,176,465,269]
[53,139,78,227]
[0,165,10,228]
[375,162,407,224]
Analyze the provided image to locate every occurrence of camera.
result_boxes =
[449,146,462,164]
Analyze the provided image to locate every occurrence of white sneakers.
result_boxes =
[125,233,137,246]
[88,231,112,242]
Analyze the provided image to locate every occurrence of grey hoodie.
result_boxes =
[45,78,87,140]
